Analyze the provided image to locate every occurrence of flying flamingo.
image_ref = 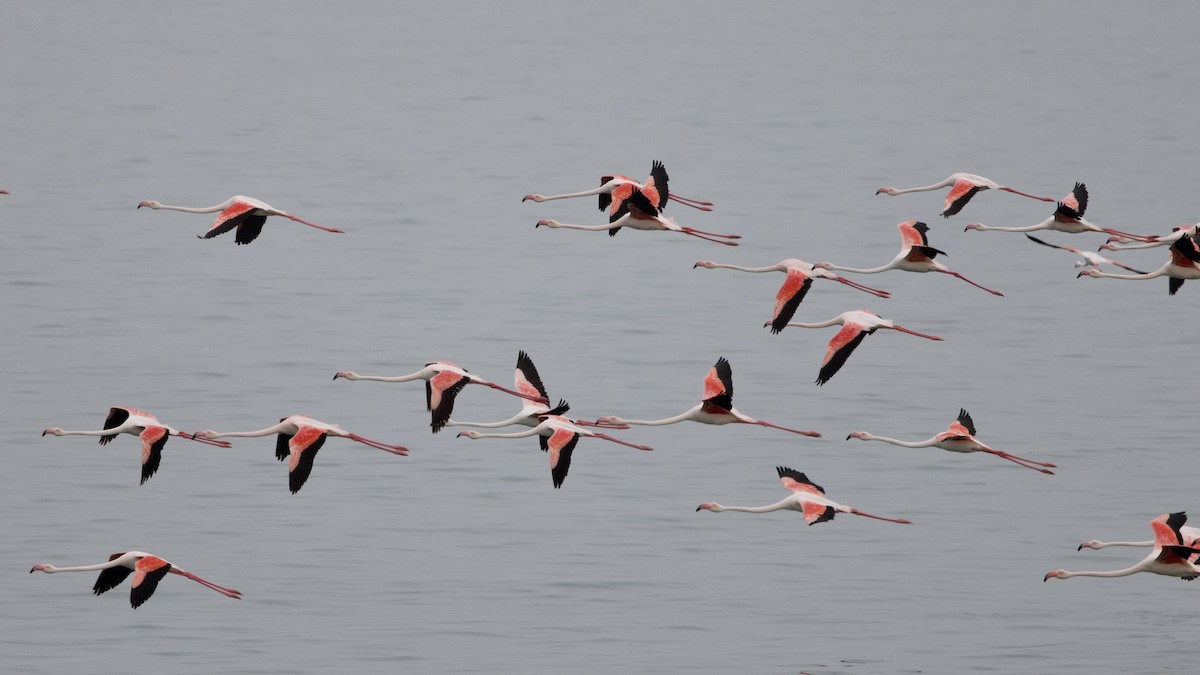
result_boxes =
[813,221,1005,296]
[696,466,911,525]
[692,259,890,333]
[137,195,343,245]
[333,361,550,433]
[444,351,626,431]
[845,408,1056,474]
[776,309,943,386]
[457,414,652,488]
[42,406,232,485]
[1023,234,1147,273]
[536,187,741,246]
[1101,224,1200,251]
[964,183,1155,241]
[592,357,822,437]
[1045,512,1200,582]
[1078,233,1200,295]
[0,189,8,194]
[522,160,713,212]
[30,551,242,608]
[193,414,408,494]
[875,172,1053,217]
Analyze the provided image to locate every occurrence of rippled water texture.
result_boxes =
[3,2,1199,673]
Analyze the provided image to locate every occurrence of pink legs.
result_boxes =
[983,449,1056,474]
[574,419,631,430]
[937,270,1005,296]
[999,186,1055,203]
[177,432,232,448]
[590,433,653,452]
[172,569,243,599]
[834,277,892,298]
[346,434,409,456]
[848,508,913,524]
[277,213,345,234]
[887,325,945,341]
[679,228,741,246]
[669,193,715,211]
[745,420,822,438]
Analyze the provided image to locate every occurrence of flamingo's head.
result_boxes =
[534,219,560,229]
[876,187,898,196]
[963,223,984,232]
[1077,540,1103,551]
[693,260,716,269]
[41,427,64,437]
[456,430,481,439]
[0,189,9,195]
[1044,569,1068,582]
[845,431,868,441]
[696,503,719,512]
[1077,269,1100,279]
[192,430,221,441]
[593,416,623,427]
[137,200,161,209]
[29,564,55,573]
[332,371,358,381]
[811,262,833,270]
[521,194,545,203]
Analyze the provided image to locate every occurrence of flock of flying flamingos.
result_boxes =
[20,164,1200,607]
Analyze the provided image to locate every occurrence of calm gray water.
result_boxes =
[3,2,1199,673]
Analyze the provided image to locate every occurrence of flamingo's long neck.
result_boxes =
[971,220,1050,233]
[855,434,938,449]
[533,187,608,201]
[35,559,124,574]
[884,179,954,196]
[605,410,695,426]
[1058,566,1145,579]
[541,220,614,232]
[1086,265,1168,281]
[144,201,232,214]
[445,413,533,429]
[707,498,794,514]
[203,425,286,439]
[821,262,896,275]
[462,427,542,440]
[704,263,782,273]
[1090,540,1154,549]
[781,316,845,330]
[52,429,121,437]
[342,372,425,383]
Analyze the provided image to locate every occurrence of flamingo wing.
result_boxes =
[769,269,812,334]
[275,417,294,461]
[954,409,976,436]
[429,373,471,433]
[514,350,549,401]
[646,160,669,211]
[544,427,580,489]
[1054,183,1088,220]
[100,407,132,445]
[597,174,627,212]
[906,245,946,263]
[702,357,734,411]
[287,425,328,494]
[608,182,634,234]
[777,466,825,495]
[1169,277,1186,296]
[92,552,133,595]
[624,187,659,219]
[899,221,931,248]
[232,214,268,245]
[1170,234,1200,266]
[202,199,256,239]
[942,179,982,217]
[139,426,169,485]
[816,322,869,386]
[129,555,171,609]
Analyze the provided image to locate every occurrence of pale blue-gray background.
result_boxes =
[2,2,1197,673]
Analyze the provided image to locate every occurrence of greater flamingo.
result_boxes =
[138,195,343,245]
[964,183,1155,241]
[1045,512,1200,582]
[30,551,242,608]
[875,172,1053,217]
[42,406,231,485]
[777,309,943,386]
[813,221,1005,296]
[693,259,890,333]
[333,361,549,433]
[522,160,713,212]
[535,187,740,246]
[457,414,652,488]
[593,357,822,437]
[696,466,911,525]
[193,414,407,494]
[845,408,1056,474]
[1078,233,1200,295]
[1024,234,1147,273]
[444,351,626,431]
